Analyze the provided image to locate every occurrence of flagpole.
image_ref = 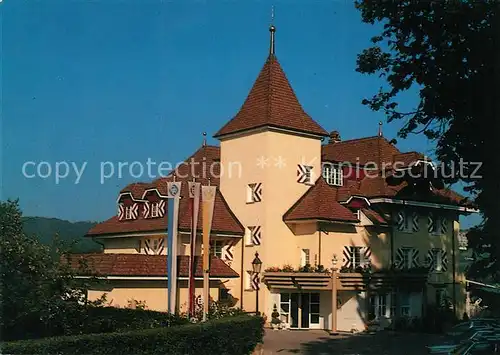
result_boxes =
[203,177,210,322]
[188,178,200,318]
[166,177,181,314]
[201,178,215,322]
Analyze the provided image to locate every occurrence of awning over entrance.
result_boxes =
[262,272,331,290]
[338,271,428,291]
[263,270,428,292]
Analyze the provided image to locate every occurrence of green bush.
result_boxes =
[1,315,264,355]
[2,305,188,341]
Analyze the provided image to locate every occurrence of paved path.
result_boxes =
[259,329,444,355]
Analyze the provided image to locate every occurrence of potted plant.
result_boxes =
[271,304,282,330]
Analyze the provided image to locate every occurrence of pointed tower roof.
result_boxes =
[214,25,328,139]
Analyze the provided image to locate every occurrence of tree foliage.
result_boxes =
[355,1,500,282]
[0,200,103,340]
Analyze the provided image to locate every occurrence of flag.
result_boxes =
[188,181,201,317]
[201,185,216,319]
[166,181,182,314]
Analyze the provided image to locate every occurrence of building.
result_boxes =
[69,24,477,331]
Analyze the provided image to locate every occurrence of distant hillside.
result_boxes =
[22,217,102,253]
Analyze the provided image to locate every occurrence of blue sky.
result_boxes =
[1,0,480,227]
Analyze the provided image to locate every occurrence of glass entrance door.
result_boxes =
[291,293,299,328]
[301,293,310,328]
[280,292,321,329]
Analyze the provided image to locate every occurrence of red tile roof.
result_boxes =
[322,136,401,166]
[283,177,358,222]
[88,187,244,236]
[88,145,244,236]
[361,208,389,225]
[65,254,239,278]
[214,55,328,138]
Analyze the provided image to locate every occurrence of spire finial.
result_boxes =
[378,121,383,137]
[269,6,276,56]
[202,132,207,147]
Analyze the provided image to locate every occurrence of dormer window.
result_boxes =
[143,200,165,218]
[323,163,343,186]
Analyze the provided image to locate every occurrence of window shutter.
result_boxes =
[253,183,262,202]
[394,248,404,269]
[411,212,419,232]
[117,203,125,220]
[251,272,260,290]
[250,226,261,245]
[361,247,372,267]
[411,249,420,268]
[396,211,406,231]
[222,240,236,265]
[297,165,313,184]
[441,250,448,272]
[428,212,435,233]
[440,218,448,235]
[342,246,352,269]
[143,201,151,218]
[425,250,435,269]
[130,203,139,219]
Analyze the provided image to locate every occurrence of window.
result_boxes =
[323,163,343,186]
[246,183,262,203]
[370,294,388,319]
[144,237,165,255]
[400,293,411,317]
[125,206,133,220]
[428,213,448,235]
[280,293,290,324]
[297,165,313,185]
[352,247,362,268]
[402,248,411,269]
[395,210,419,233]
[432,249,443,272]
[390,293,397,317]
[301,249,310,267]
[219,288,230,302]
[246,226,261,246]
[427,248,448,272]
[210,241,223,258]
[310,293,320,324]
[150,203,160,218]
[343,246,370,270]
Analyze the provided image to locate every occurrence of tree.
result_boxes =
[0,200,101,340]
[355,1,500,284]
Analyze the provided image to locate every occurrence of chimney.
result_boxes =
[328,130,341,144]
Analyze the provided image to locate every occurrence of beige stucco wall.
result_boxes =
[219,129,323,315]
[87,279,221,313]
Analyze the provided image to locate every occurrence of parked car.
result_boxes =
[427,329,499,354]
[446,319,500,336]
[452,339,500,354]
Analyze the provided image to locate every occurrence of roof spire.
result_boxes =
[269,6,276,56]
[378,121,383,137]
[202,132,207,147]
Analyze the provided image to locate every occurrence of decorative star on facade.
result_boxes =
[256,156,270,169]
[274,156,286,169]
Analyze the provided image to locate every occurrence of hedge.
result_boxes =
[2,306,188,341]
[1,315,264,355]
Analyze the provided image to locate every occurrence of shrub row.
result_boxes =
[1,315,264,355]
[2,306,188,341]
